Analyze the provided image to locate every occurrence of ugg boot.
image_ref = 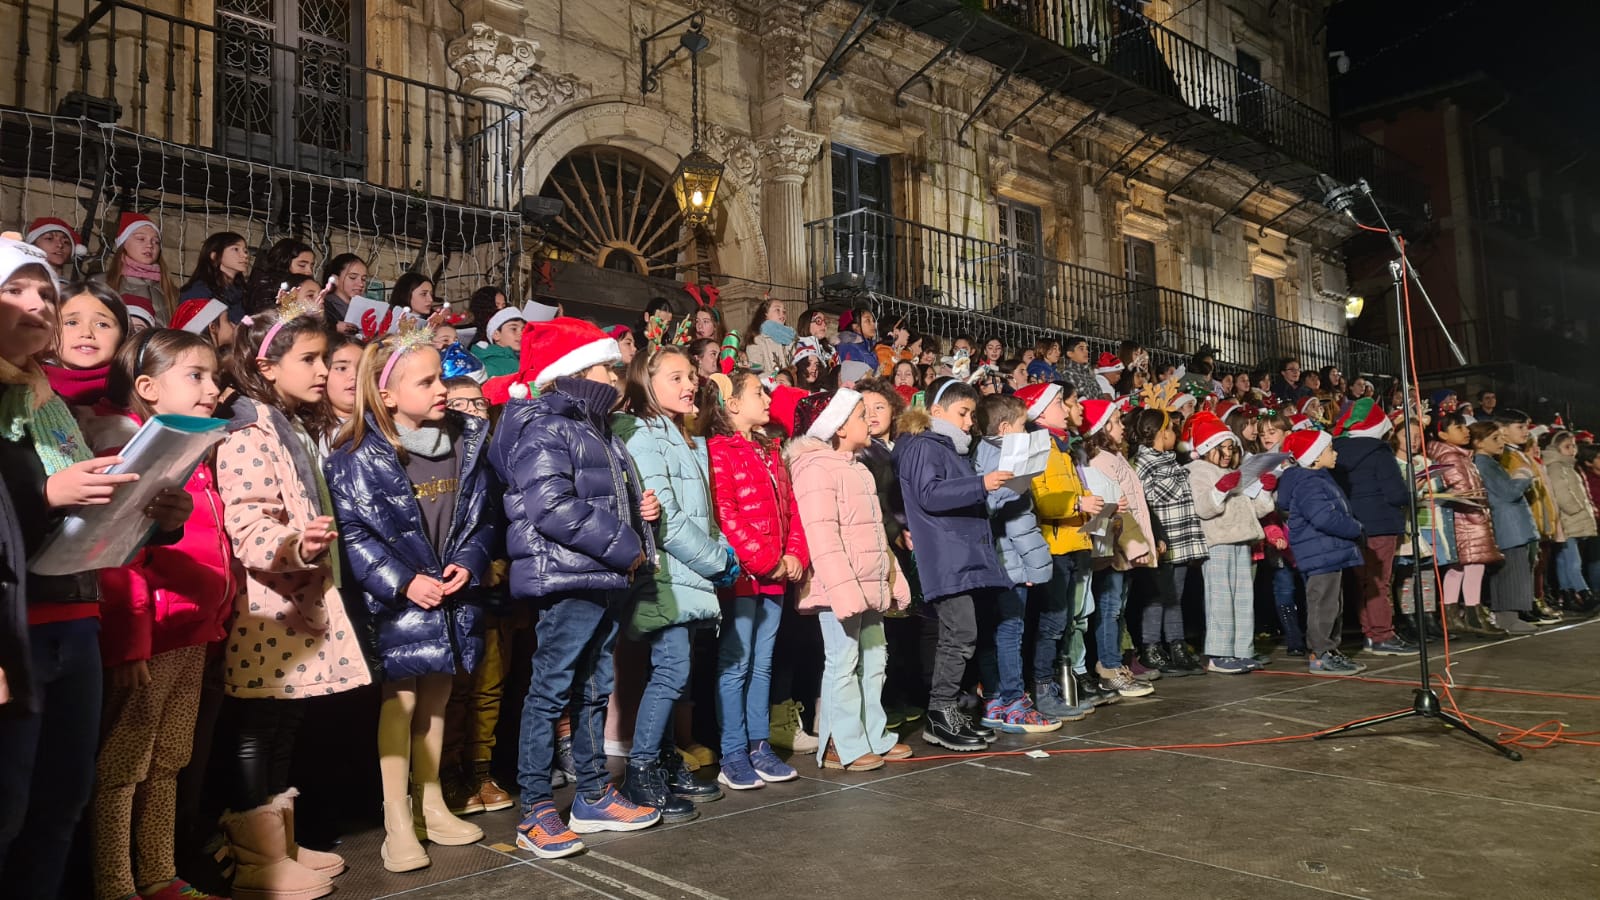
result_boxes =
[270,789,346,877]
[413,784,484,846]
[380,799,430,873]
[219,803,332,900]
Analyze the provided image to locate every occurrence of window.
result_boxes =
[1252,274,1276,315]
[831,145,893,290]
[997,200,1045,317]
[1123,236,1160,334]
[1236,50,1265,134]
[217,0,363,177]
[540,148,685,276]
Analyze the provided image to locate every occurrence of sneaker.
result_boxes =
[768,700,820,753]
[993,696,1063,734]
[1075,671,1118,706]
[660,750,722,803]
[569,785,662,835]
[1205,656,1253,675]
[1309,651,1366,676]
[140,879,226,900]
[550,737,577,789]
[1529,599,1562,624]
[716,751,765,791]
[1097,666,1155,698]
[980,697,1009,729]
[680,743,716,769]
[921,706,988,751]
[1030,681,1088,722]
[1125,652,1162,682]
[748,740,799,783]
[516,801,587,858]
[1363,638,1420,656]
[1496,610,1538,635]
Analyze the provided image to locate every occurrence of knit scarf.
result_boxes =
[43,362,110,406]
[121,259,163,282]
[929,417,972,456]
[759,319,797,347]
[397,423,452,459]
[0,356,92,475]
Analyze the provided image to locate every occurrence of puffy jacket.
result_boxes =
[1331,436,1409,536]
[707,432,809,596]
[1428,441,1501,566]
[833,331,877,368]
[325,413,496,680]
[1475,452,1537,550]
[1545,455,1597,540]
[614,413,729,634]
[1030,433,1094,554]
[875,343,914,376]
[1089,449,1156,571]
[489,379,652,600]
[471,342,520,378]
[1132,446,1208,566]
[1187,457,1273,546]
[974,437,1053,586]
[787,437,909,618]
[1502,448,1560,540]
[892,422,1008,600]
[1276,465,1363,576]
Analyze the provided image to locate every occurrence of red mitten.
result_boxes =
[1258,473,1278,491]
[1215,471,1242,493]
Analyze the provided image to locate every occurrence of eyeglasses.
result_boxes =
[448,397,489,413]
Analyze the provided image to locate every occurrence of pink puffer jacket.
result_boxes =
[786,436,909,619]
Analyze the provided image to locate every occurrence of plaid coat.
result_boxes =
[1132,446,1209,566]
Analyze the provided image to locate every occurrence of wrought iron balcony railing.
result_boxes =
[807,208,1393,375]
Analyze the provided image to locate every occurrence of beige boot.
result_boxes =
[380,799,431,873]
[271,789,347,877]
[413,783,484,846]
[220,803,333,900]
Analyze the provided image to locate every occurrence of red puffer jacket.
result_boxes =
[708,432,809,596]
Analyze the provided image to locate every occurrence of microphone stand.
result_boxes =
[1312,182,1520,760]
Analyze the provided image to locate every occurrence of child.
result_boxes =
[702,369,810,789]
[1276,429,1367,675]
[217,298,373,899]
[1230,406,1303,655]
[1539,429,1595,612]
[1127,406,1207,676]
[171,295,239,353]
[322,332,363,442]
[743,296,795,375]
[973,395,1065,731]
[324,327,498,871]
[1427,412,1502,636]
[489,317,662,859]
[893,376,1013,751]
[1079,399,1157,697]
[789,390,914,769]
[614,345,737,821]
[1498,413,1562,624]
[1184,412,1275,673]
[43,280,137,452]
[1389,410,1442,642]
[472,307,524,377]
[91,330,231,900]
[1016,381,1104,717]
[179,231,250,322]
[1330,399,1419,656]
[1472,421,1538,634]
[104,212,177,323]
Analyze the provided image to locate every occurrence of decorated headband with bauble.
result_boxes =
[379,311,450,389]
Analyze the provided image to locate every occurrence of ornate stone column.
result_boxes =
[759,124,824,303]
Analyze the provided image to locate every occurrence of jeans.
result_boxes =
[976,587,1026,703]
[1033,553,1083,683]
[516,593,618,807]
[1270,562,1306,652]
[716,594,781,756]
[0,618,103,900]
[815,610,892,766]
[927,593,978,708]
[1552,539,1589,592]
[1090,568,1126,671]
[630,623,692,766]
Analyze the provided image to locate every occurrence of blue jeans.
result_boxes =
[1553,539,1589,592]
[977,587,1026,703]
[1270,562,1306,651]
[630,622,692,766]
[715,594,781,756]
[1091,568,1126,671]
[0,618,103,900]
[1036,552,1087,681]
[516,594,618,808]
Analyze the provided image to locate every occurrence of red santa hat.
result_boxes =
[113,212,158,249]
[1297,395,1320,416]
[1333,397,1390,439]
[798,389,863,442]
[1079,398,1118,436]
[768,385,810,438]
[1181,411,1234,459]
[170,298,227,334]
[1288,413,1316,432]
[1284,428,1333,468]
[1095,351,1123,374]
[1214,399,1240,421]
[122,294,158,328]
[26,217,87,257]
[489,316,620,403]
[1015,382,1061,421]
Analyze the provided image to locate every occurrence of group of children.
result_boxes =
[2,225,1594,900]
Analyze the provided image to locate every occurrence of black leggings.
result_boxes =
[230,697,307,810]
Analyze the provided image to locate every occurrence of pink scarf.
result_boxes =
[121,259,163,281]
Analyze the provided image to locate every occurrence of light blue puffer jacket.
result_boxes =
[974,437,1054,586]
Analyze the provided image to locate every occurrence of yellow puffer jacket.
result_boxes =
[1031,440,1093,554]
[1501,448,1561,540]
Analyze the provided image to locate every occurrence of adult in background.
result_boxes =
[1272,357,1310,402]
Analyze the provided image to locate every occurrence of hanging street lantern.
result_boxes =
[673,150,724,227]
[641,12,723,228]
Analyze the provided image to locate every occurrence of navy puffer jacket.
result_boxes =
[324,412,496,680]
[1276,465,1364,576]
[892,426,1008,601]
[1331,436,1410,537]
[489,378,653,600]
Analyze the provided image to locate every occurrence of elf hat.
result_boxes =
[1333,397,1391,439]
[0,233,60,294]
[1080,398,1118,436]
[1095,351,1123,374]
[768,385,810,438]
[799,388,863,441]
[26,217,87,257]
[1182,411,1234,459]
[486,307,523,338]
[503,316,620,398]
[113,212,158,249]
[171,298,228,334]
[1284,428,1333,468]
[1015,382,1061,420]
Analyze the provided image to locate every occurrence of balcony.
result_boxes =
[807,208,1393,375]
[3,0,526,248]
[866,0,1425,216]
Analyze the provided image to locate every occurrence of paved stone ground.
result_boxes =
[330,620,1600,900]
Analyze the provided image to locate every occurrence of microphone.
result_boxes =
[1317,174,1363,220]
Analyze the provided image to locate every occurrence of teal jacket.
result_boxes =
[471,342,520,378]
[612,413,728,635]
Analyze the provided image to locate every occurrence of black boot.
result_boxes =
[1394,612,1420,646]
[1166,640,1205,674]
[1576,590,1600,616]
[960,709,996,741]
[620,761,697,824]
[921,706,987,751]
[1139,643,1184,678]
[1076,671,1118,705]
[1421,610,1445,641]
[660,748,722,803]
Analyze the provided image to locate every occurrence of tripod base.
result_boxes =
[1315,688,1522,761]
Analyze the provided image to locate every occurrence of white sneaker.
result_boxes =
[1097,666,1155,698]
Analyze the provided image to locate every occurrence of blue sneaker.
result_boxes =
[516,800,586,859]
[1309,651,1367,676]
[1029,681,1088,722]
[1205,656,1253,675]
[716,750,765,790]
[748,740,799,783]
[980,697,1008,729]
[994,696,1063,734]
[568,785,661,835]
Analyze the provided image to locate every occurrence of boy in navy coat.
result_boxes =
[1277,429,1367,675]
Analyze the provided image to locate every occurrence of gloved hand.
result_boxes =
[1258,473,1278,491]
[1215,471,1242,494]
[713,545,743,588]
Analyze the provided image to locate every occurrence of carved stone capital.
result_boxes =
[446,23,540,104]
[522,70,591,116]
[759,125,824,183]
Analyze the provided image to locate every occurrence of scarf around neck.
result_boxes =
[929,416,972,456]
[397,422,453,460]
[760,319,797,347]
[121,259,163,282]
[0,356,92,475]
[43,362,110,406]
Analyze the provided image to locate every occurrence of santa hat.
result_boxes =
[502,316,620,399]
[0,233,60,293]
[1333,397,1390,439]
[1297,396,1320,416]
[799,389,863,441]
[768,385,810,438]
[1095,351,1123,374]
[26,217,87,257]
[486,307,523,338]
[1015,382,1061,421]
[605,324,631,342]
[113,212,158,249]
[1284,428,1333,468]
[1214,399,1240,421]
[122,294,158,328]
[1181,411,1234,459]
[170,298,227,334]
[1079,398,1117,437]
[1529,424,1550,441]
